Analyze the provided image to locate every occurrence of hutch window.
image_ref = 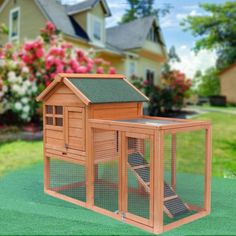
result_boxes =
[45,105,63,126]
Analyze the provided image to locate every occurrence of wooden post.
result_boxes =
[204,125,212,213]
[86,111,94,208]
[171,133,176,191]
[120,131,128,213]
[44,156,50,191]
[153,130,164,234]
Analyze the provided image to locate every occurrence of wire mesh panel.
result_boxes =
[49,158,86,202]
[93,128,119,212]
[127,137,151,220]
[163,129,205,225]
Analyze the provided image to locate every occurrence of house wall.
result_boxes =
[220,66,236,103]
[125,55,163,86]
[0,0,46,45]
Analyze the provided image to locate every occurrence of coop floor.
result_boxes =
[0,163,236,235]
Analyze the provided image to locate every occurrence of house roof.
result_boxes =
[106,15,165,50]
[36,74,149,104]
[35,0,89,41]
[65,0,111,17]
[219,63,236,76]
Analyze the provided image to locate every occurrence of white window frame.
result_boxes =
[129,61,136,77]
[87,13,104,46]
[9,7,20,42]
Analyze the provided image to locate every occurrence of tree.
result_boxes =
[181,1,236,70]
[192,67,220,97]
[120,0,172,23]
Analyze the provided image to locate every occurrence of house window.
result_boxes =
[45,105,63,127]
[9,7,20,42]
[93,19,102,40]
[147,24,159,43]
[146,69,155,85]
[129,61,136,76]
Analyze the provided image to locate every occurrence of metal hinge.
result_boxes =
[65,144,69,149]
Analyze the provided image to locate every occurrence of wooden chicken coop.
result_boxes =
[37,73,212,234]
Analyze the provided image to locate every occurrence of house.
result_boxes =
[0,0,167,85]
[219,63,236,104]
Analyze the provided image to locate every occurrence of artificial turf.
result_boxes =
[0,163,235,235]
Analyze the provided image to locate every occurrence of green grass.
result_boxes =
[193,112,236,177]
[0,112,235,178]
[0,141,43,176]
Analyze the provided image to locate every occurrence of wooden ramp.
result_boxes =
[128,153,189,218]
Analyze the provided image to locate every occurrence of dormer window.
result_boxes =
[93,18,102,41]
[9,7,20,42]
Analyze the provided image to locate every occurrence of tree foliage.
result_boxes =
[181,1,236,69]
[192,67,220,97]
[120,0,172,23]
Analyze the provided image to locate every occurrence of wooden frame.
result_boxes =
[39,74,212,234]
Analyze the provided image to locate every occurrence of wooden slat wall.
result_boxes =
[90,103,142,120]
[45,84,84,106]
[67,108,85,151]
[93,129,118,162]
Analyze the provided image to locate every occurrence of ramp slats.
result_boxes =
[128,153,189,218]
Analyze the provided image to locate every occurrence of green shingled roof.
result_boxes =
[68,78,148,104]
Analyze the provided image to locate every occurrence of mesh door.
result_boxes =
[49,158,86,202]
[93,128,119,212]
[127,137,151,220]
[163,129,205,225]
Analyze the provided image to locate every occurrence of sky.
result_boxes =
[64,0,229,78]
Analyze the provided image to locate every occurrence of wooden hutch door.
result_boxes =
[65,107,85,151]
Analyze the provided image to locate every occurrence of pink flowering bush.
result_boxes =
[131,70,191,116]
[0,22,116,124]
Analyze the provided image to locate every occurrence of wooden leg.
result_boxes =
[171,133,176,191]
[94,164,99,182]
[44,156,50,191]
[204,126,212,213]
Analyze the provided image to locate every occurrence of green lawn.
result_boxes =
[193,112,236,177]
[0,141,43,176]
[0,111,235,178]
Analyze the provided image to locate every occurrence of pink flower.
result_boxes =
[96,67,104,74]
[94,58,103,65]
[46,21,56,32]
[109,67,116,74]
[76,66,88,73]
[36,48,44,58]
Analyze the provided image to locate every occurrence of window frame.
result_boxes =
[9,7,20,42]
[146,69,155,86]
[45,105,63,129]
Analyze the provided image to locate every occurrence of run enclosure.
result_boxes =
[46,117,211,234]
[37,74,212,234]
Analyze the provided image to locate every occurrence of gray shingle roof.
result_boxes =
[68,78,148,104]
[36,0,89,41]
[106,16,160,50]
[65,0,111,16]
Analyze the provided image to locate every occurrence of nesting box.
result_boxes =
[37,74,212,234]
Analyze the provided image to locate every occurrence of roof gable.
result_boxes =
[36,74,149,104]
[106,15,165,50]
[219,63,236,76]
[65,0,111,17]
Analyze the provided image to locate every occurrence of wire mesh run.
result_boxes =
[163,129,205,225]
[127,137,150,219]
[49,158,86,202]
[93,129,119,212]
